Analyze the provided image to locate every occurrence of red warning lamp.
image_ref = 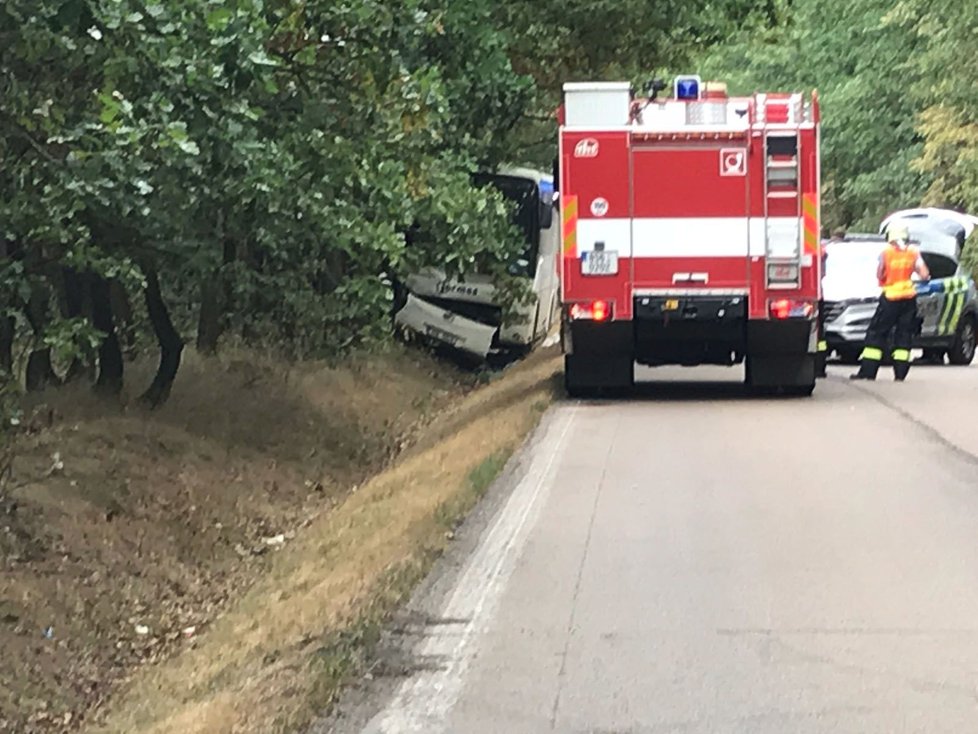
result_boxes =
[769,299,814,320]
[569,300,613,322]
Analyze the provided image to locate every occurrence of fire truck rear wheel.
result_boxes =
[745,355,816,398]
[563,355,633,398]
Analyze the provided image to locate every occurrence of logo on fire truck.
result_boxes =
[574,138,599,158]
[590,197,609,217]
[719,148,747,177]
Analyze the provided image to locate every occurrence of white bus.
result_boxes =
[393,166,561,359]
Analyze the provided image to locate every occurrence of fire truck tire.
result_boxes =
[564,355,633,397]
[814,352,827,379]
[745,355,816,397]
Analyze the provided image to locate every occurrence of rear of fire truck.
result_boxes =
[558,77,822,395]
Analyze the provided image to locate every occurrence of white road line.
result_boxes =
[361,406,577,734]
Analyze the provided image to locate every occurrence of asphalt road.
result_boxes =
[324,360,978,734]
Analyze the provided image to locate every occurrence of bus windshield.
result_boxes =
[472,173,541,277]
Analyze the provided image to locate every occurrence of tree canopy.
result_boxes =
[1,0,767,415]
[699,0,927,230]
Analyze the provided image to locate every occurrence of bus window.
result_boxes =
[472,173,541,278]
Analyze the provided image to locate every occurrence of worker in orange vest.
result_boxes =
[851,223,930,381]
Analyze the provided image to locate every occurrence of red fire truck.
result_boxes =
[557,77,822,396]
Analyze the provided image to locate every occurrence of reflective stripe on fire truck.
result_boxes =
[802,193,819,255]
[562,194,578,257]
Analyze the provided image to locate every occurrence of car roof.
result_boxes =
[840,232,885,243]
[497,165,553,186]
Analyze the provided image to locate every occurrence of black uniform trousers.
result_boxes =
[853,295,917,381]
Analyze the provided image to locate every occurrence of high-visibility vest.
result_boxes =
[881,245,919,301]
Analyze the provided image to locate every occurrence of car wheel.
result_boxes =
[948,315,977,366]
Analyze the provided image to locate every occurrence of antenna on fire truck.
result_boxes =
[629,77,669,124]
[645,78,668,102]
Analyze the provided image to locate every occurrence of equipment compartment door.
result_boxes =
[629,145,751,290]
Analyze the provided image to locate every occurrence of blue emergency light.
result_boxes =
[674,75,701,101]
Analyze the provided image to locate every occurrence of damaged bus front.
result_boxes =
[394,167,560,359]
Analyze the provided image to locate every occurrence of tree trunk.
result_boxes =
[24,282,60,391]
[0,239,17,378]
[109,280,137,356]
[90,275,124,395]
[0,315,13,375]
[140,269,183,408]
[59,267,96,383]
[196,277,223,355]
[196,235,236,355]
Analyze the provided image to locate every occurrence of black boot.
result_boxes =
[851,361,880,381]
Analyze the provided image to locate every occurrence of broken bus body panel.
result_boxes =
[394,167,560,359]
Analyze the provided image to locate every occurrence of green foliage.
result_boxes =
[886,0,978,214]
[698,0,931,230]
[500,0,780,164]
[0,0,775,407]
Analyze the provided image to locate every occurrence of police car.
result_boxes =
[821,211,978,366]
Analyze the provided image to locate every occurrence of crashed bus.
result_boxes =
[393,166,561,359]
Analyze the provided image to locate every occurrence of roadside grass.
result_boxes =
[0,345,469,733]
[87,349,561,734]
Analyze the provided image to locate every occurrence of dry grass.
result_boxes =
[86,349,560,734]
[0,345,470,733]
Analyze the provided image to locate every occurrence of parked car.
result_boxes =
[821,228,978,365]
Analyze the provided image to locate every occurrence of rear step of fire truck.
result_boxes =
[558,78,821,397]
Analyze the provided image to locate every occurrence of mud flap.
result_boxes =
[394,294,497,358]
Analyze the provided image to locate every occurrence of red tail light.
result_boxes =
[769,299,814,320]
[569,300,612,322]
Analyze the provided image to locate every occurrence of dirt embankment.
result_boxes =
[0,347,469,732]
[1,345,560,733]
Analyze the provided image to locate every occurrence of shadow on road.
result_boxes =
[629,380,753,402]
[563,380,819,404]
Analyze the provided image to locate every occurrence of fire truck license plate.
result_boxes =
[581,250,618,276]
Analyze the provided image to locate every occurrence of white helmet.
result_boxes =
[886,222,910,244]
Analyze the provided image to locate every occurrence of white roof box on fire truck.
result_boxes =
[562,77,817,130]
[562,82,631,128]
